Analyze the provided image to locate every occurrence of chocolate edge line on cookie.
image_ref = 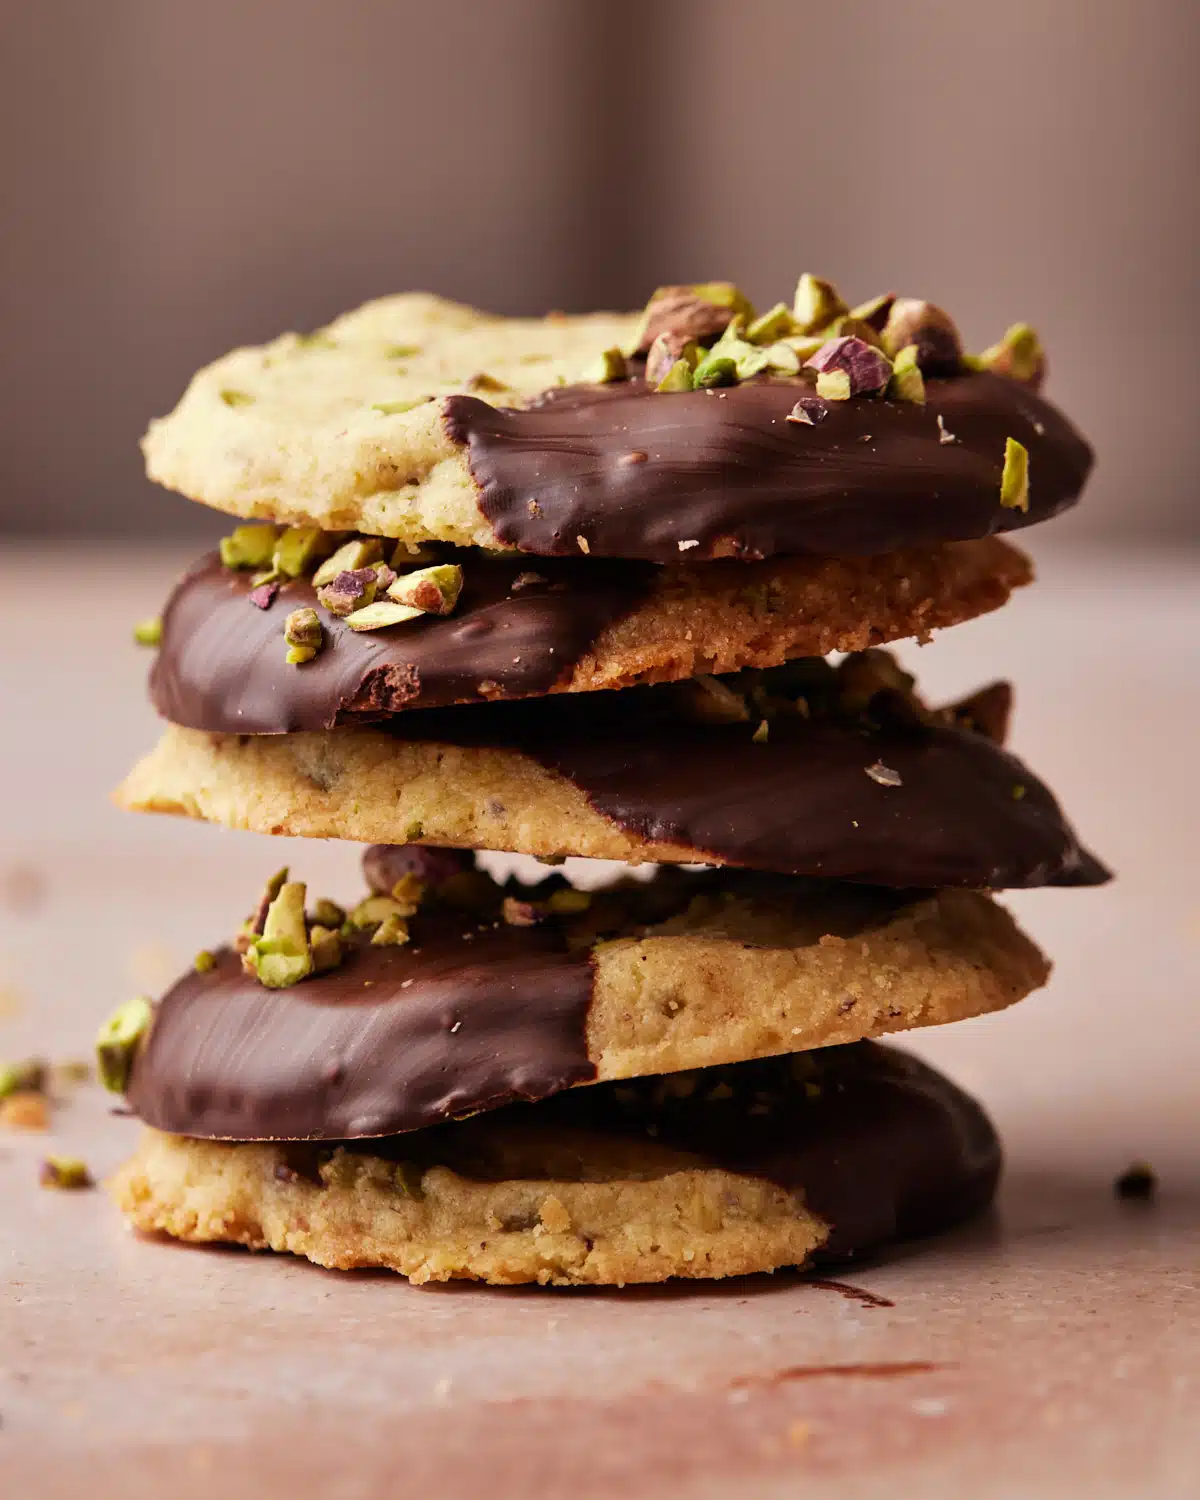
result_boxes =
[443,371,1092,562]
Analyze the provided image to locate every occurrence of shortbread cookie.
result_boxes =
[141,288,1092,560]
[121,864,1046,1140]
[111,1042,1002,1285]
[119,668,1108,888]
[150,538,1030,727]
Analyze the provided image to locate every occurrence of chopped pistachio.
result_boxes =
[745,302,795,345]
[387,563,463,616]
[887,344,926,404]
[133,617,162,647]
[371,398,431,415]
[246,881,313,988]
[389,873,427,910]
[546,888,591,915]
[371,914,411,947]
[344,600,424,632]
[688,281,754,315]
[220,523,279,570]
[40,1156,93,1190]
[1000,437,1030,511]
[977,322,1045,387]
[779,333,827,362]
[317,567,379,617]
[824,315,885,349]
[95,995,153,1093]
[1012,783,1027,801]
[193,950,216,974]
[502,896,543,927]
[312,539,385,587]
[880,299,963,374]
[752,719,769,744]
[815,369,852,401]
[283,608,323,665]
[311,898,346,929]
[792,273,848,335]
[849,292,896,330]
[273,526,331,578]
[655,358,695,393]
[763,342,801,375]
[219,388,254,407]
[585,347,627,383]
[346,894,411,931]
[309,925,344,973]
[0,1058,47,1099]
[688,675,751,723]
[692,354,738,389]
[389,541,442,568]
[865,761,903,788]
[646,333,699,386]
[251,867,290,935]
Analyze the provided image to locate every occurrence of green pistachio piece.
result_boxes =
[887,344,926,404]
[346,894,410,930]
[389,873,427,909]
[688,281,754,317]
[849,293,896,330]
[978,323,1045,386]
[792,274,848,335]
[546,888,591,915]
[285,645,317,665]
[273,526,332,578]
[95,995,154,1093]
[344,600,424,632]
[389,541,442,568]
[39,1157,93,1190]
[0,1058,47,1099]
[815,369,852,401]
[193,950,216,973]
[133,617,162,647]
[779,334,826,361]
[763,342,801,375]
[283,608,322,665]
[371,398,432,415]
[1000,437,1030,511]
[219,389,254,407]
[752,719,770,744]
[310,898,346,929]
[387,563,463,616]
[312,538,385,587]
[745,302,795,345]
[824,315,885,349]
[246,881,313,989]
[692,354,738,388]
[584,347,628,383]
[309,925,344,973]
[370,914,411,947]
[655,359,695,393]
[219,523,280,570]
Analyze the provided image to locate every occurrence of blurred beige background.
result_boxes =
[2,0,1196,542]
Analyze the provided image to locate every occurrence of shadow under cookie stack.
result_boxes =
[101,274,1107,1285]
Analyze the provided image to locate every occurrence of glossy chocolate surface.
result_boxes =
[126,926,596,1140]
[444,370,1092,562]
[149,550,652,732]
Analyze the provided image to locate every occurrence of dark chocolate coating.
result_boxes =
[126,927,596,1141]
[443,371,1092,562]
[149,550,652,732]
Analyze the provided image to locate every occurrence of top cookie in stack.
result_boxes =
[105,274,1107,1287]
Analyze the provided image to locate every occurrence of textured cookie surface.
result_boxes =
[124,875,1048,1141]
[151,538,1030,728]
[112,1042,1002,1286]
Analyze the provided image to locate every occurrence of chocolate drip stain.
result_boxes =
[127,924,596,1141]
[150,550,652,733]
[444,371,1092,561]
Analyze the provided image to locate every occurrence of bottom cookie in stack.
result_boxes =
[105,853,1046,1285]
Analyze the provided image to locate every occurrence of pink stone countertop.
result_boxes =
[1,543,1197,1499]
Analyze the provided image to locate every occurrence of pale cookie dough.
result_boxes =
[143,294,637,542]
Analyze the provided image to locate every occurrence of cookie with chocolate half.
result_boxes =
[148,537,1029,726]
[111,859,1045,1143]
[119,656,1108,890]
[110,1042,1000,1285]
[142,285,1090,561]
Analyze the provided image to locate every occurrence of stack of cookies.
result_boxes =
[101,275,1106,1285]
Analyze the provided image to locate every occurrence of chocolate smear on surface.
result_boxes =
[150,550,653,733]
[444,370,1092,561]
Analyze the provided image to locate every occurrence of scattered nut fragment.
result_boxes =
[977,322,1045,389]
[133,617,162,647]
[317,566,381,616]
[309,925,344,973]
[745,302,795,344]
[95,995,154,1093]
[193,950,216,974]
[371,914,411,947]
[284,607,323,664]
[545,889,591,915]
[849,292,896,330]
[865,761,903,787]
[792,273,848,335]
[387,563,463,616]
[502,897,543,927]
[752,719,769,744]
[575,535,591,554]
[786,396,828,426]
[2,1092,49,1130]
[346,894,414,933]
[887,344,926,404]
[0,1057,48,1099]
[245,881,313,989]
[313,539,385,587]
[220,523,278,570]
[634,282,750,356]
[344,600,423,632]
[806,337,893,399]
[248,582,279,610]
[585,347,627,383]
[880,298,963,375]
[273,526,331,578]
[363,846,474,895]
[39,1156,93,1190]
[646,334,699,388]
[310,898,346,929]
[936,413,959,445]
[1114,1162,1157,1201]
[691,353,738,389]
[250,867,290,935]
[1000,437,1030,511]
